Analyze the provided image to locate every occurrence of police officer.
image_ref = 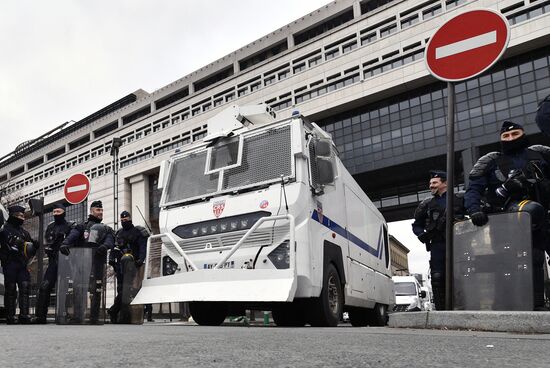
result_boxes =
[60,200,114,322]
[0,205,38,324]
[412,171,462,310]
[108,210,148,323]
[465,120,550,310]
[34,203,73,324]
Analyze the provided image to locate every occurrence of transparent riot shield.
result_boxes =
[117,255,144,324]
[453,212,533,311]
[56,247,106,324]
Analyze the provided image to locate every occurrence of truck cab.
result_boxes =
[133,104,395,326]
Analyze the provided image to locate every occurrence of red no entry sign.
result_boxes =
[64,173,91,204]
[425,9,510,82]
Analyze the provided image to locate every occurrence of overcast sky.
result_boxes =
[0,0,429,274]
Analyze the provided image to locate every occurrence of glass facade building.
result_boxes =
[319,46,550,215]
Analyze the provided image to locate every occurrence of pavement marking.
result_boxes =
[435,31,497,59]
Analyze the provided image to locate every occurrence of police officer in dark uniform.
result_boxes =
[60,200,114,322]
[0,205,38,324]
[465,120,550,310]
[34,203,74,324]
[108,210,148,323]
[412,171,462,310]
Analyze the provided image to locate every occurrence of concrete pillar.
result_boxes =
[287,34,295,49]
[353,1,362,18]
[129,173,150,228]
[233,60,240,74]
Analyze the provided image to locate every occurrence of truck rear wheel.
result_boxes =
[309,263,343,327]
[348,307,369,327]
[366,303,388,326]
[189,302,227,326]
[272,301,306,327]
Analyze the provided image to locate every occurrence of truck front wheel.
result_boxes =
[309,263,343,327]
[189,302,227,326]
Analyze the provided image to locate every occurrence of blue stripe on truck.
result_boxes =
[311,210,382,258]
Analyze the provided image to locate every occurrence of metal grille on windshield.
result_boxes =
[163,124,293,205]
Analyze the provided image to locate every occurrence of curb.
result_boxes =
[388,311,550,333]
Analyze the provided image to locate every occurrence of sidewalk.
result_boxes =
[389,311,550,334]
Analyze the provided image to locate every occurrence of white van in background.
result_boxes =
[392,275,427,312]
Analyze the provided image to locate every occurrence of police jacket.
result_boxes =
[113,224,148,263]
[62,215,115,250]
[45,219,74,257]
[464,145,550,214]
[412,192,449,243]
[0,221,36,264]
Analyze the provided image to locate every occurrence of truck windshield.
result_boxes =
[395,282,417,296]
[163,124,293,205]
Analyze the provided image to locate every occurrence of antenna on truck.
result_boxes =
[135,205,154,234]
[280,175,289,212]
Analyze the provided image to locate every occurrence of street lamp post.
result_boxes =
[28,197,45,286]
[110,137,123,231]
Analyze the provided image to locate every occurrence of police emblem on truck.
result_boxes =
[213,200,225,218]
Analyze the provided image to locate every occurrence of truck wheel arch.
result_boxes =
[323,240,346,286]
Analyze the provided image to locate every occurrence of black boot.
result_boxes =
[89,278,103,324]
[18,281,32,324]
[34,280,51,324]
[5,283,18,325]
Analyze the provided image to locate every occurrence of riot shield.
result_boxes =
[56,247,106,324]
[453,212,533,311]
[117,255,144,324]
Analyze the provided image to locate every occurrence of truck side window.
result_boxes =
[383,225,390,268]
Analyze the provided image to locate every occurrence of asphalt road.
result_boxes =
[1,322,549,367]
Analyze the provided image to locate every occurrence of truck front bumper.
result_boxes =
[132,268,297,304]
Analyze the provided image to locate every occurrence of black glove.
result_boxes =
[470,212,489,227]
[59,244,71,256]
[45,246,55,257]
[503,178,526,199]
[135,259,144,268]
[417,232,431,244]
[96,244,108,257]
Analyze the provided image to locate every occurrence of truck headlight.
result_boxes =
[172,211,271,238]
[162,255,179,276]
[267,240,290,269]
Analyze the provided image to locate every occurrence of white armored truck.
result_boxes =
[133,104,395,326]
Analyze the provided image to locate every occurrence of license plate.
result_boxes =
[203,260,235,269]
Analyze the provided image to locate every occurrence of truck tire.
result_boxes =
[272,301,306,327]
[366,303,388,326]
[189,302,227,326]
[348,307,369,327]
[309,263,343,327]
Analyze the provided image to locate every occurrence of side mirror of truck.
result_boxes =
[314,140,332,157]
[316,157,335,185]
[158,160,170,190]
[420,290,427,298]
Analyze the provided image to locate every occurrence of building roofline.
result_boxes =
[389,234,410,253]
[0,93,138,170]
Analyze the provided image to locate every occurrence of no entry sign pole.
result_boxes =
[444,81,455,311]
[424,8,510,310]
